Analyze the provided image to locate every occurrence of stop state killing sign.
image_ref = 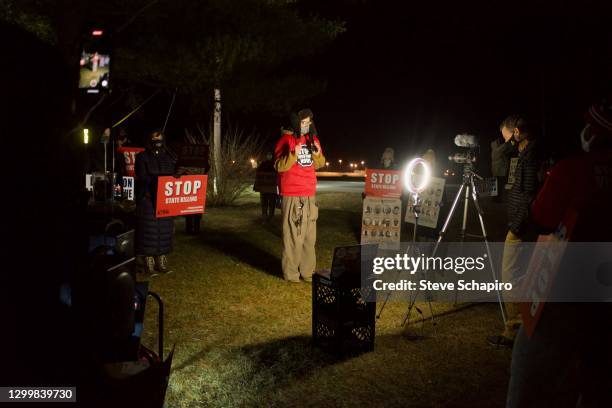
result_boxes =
[364,169,402,198]
[156,175,208,218]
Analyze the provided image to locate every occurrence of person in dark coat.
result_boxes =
[488,114,541,348]
[135,130,176,275]
[253,151,279,223]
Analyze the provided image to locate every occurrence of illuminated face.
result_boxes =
[300,117,312,135]
[151,132,163,141]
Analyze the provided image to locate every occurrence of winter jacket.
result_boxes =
[134,149,176,256]
[274,132,325,197]
[507,140,539,236]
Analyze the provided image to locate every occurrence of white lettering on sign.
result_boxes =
[164,180,203,196]
[296,145,313,167]
[370,173,399,185]
[123,151,138,165]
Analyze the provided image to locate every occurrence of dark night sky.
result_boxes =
[83,1,611,173]
[299,1,612,171]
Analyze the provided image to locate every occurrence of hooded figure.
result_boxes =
[274,108,326,282]
[134,130,176,275]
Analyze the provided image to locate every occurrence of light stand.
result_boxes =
[375,158,431,322]
[401,191,438,336]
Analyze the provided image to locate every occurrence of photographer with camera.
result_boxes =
[274,109,326,282]
[488,114,541,348]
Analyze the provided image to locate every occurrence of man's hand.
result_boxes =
[501,128,514,143]
[312,141,321,155]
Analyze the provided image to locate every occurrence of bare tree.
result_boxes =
[195,123,263,206]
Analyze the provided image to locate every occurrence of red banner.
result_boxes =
[155,175,208,218]
[364,169,402,198]
[118,147,145,177]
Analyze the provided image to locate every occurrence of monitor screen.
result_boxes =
[79,50,110,91]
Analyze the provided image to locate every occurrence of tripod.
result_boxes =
[402,164,507,328]
[400,193,438,336]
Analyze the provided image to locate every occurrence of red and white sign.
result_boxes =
[519,207,577,338]
[364,169,402,198]
[118,147,145,177]
[155,175,208,218]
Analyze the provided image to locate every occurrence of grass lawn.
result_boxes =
[140,190,512,408]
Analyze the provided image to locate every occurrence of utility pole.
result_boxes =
[213,88,222,194]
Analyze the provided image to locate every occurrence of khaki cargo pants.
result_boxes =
[502,230,524,339]
[281,196,318,281]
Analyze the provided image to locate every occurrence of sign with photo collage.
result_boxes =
[405,176,446,229]
[361,168,403,250]
[361,196,402,250]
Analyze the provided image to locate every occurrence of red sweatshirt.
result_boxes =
[274,132,325,197]
[530,149,612,241]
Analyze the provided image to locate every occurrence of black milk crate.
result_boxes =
[312,273,376,357]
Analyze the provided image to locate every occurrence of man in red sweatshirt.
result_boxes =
[275,109,326,282]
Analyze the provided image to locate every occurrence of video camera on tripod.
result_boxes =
[448,134,479,165]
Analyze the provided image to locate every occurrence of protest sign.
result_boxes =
[155,175,207,218]
[118,147,145,177]
[405,176,446,229]
[361,196,402,250]
[364,169,402,198]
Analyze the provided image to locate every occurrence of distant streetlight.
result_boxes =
[338,159,343,164]
[325,162,330,167]
[83,128,89,144]
[360,160,365,166]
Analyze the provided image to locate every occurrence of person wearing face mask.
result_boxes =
[505,100,612,408]
[380,147,398,170]
[274,109,326,282]
[134,130,177,275]
[488,114,541,348]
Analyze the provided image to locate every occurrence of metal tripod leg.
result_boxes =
[469,178,507,325]
[433,183,465,256]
